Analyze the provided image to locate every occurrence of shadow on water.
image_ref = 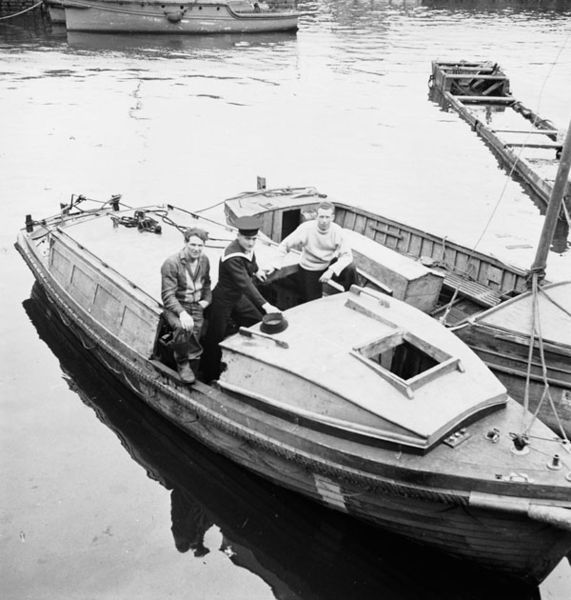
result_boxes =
[65,30,298,56]
[23,283,549,600]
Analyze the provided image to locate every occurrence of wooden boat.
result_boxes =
[223,167,571,436]
[24,290,553,598]
[429,60,571,217]
[15,194,571,584]
[46,0,66,24]
[63,0,303,34]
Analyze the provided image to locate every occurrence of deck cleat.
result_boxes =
[546,454,562,471]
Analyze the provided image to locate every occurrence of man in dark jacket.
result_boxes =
[161,227,212,384]
[202,216,278,382]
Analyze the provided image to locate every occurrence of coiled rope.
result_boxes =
[0,0,44,20]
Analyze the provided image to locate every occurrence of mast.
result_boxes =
[529,119,571,284]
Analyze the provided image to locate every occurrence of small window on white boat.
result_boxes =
[352,331,463,398]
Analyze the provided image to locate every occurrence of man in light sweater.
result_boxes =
[274,201,358,302]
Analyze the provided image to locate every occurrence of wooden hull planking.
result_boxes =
[224,188,529,313]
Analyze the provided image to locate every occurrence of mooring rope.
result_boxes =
[522,273,569,441]
[0,0,44,20]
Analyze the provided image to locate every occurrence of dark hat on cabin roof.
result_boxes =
[236,216,261,236]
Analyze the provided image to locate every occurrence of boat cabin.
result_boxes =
[219,286,507,453]
[224,189,445,313]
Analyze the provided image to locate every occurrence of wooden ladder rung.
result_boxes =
[504,142,563,149]
[443,74,507,80]
[492,128,559,135]
[454,95,514,103]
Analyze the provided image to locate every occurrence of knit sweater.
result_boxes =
[277,220,353,274]
[161,251,212,315]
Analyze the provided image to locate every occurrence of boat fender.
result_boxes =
[165,10,184,23]
[528,505,571,533]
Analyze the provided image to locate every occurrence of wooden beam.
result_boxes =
[492,128,559,135]
[454,95,514,103]
[504,142,562,150]
[443,74,508,80]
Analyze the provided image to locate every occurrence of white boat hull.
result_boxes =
[64,0,301,33]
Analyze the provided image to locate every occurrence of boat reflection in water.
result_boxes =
[65,30,297,54]
[24,284,548,600]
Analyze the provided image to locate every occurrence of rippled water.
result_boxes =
[1,3,570,598]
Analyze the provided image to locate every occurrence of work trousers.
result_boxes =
[202,295,263,382]
[163,302,204,364]
[298,262,359,302]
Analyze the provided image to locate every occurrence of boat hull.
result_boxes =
[64,1,300,33]
[456,324,571,436]
[16,230,571,585]
[46,1,67,24]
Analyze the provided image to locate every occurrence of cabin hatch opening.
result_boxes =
[352,330,462,397]
[375,339,438,380]
[359,333,441,381]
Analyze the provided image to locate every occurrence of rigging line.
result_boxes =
[524,274,569,441]
[535,305,569,442]
[522,273,538,429]
[0,0,44,20]
[472,32,571,252]
[539,285,571,319]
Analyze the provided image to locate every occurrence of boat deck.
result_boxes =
[60,205,288,304]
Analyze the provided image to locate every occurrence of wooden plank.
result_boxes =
[493,128,559,135]
[443,74,508,81]
[454,95,514,103]
[504,142,562,150]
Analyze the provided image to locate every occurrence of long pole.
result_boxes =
[529,119,571,283]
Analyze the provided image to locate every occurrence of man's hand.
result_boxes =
[179,311,194,331]
[262,302,279,314]
[256,267,275,282]
[318,268,334,284]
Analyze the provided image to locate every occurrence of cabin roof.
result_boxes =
[473,281,571,347]
[220,288,507,447]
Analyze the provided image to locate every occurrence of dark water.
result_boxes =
[1,2,570,598]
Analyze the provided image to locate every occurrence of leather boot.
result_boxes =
[177,360,195,384]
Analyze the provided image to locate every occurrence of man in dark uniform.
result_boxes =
[202,216,278,382]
